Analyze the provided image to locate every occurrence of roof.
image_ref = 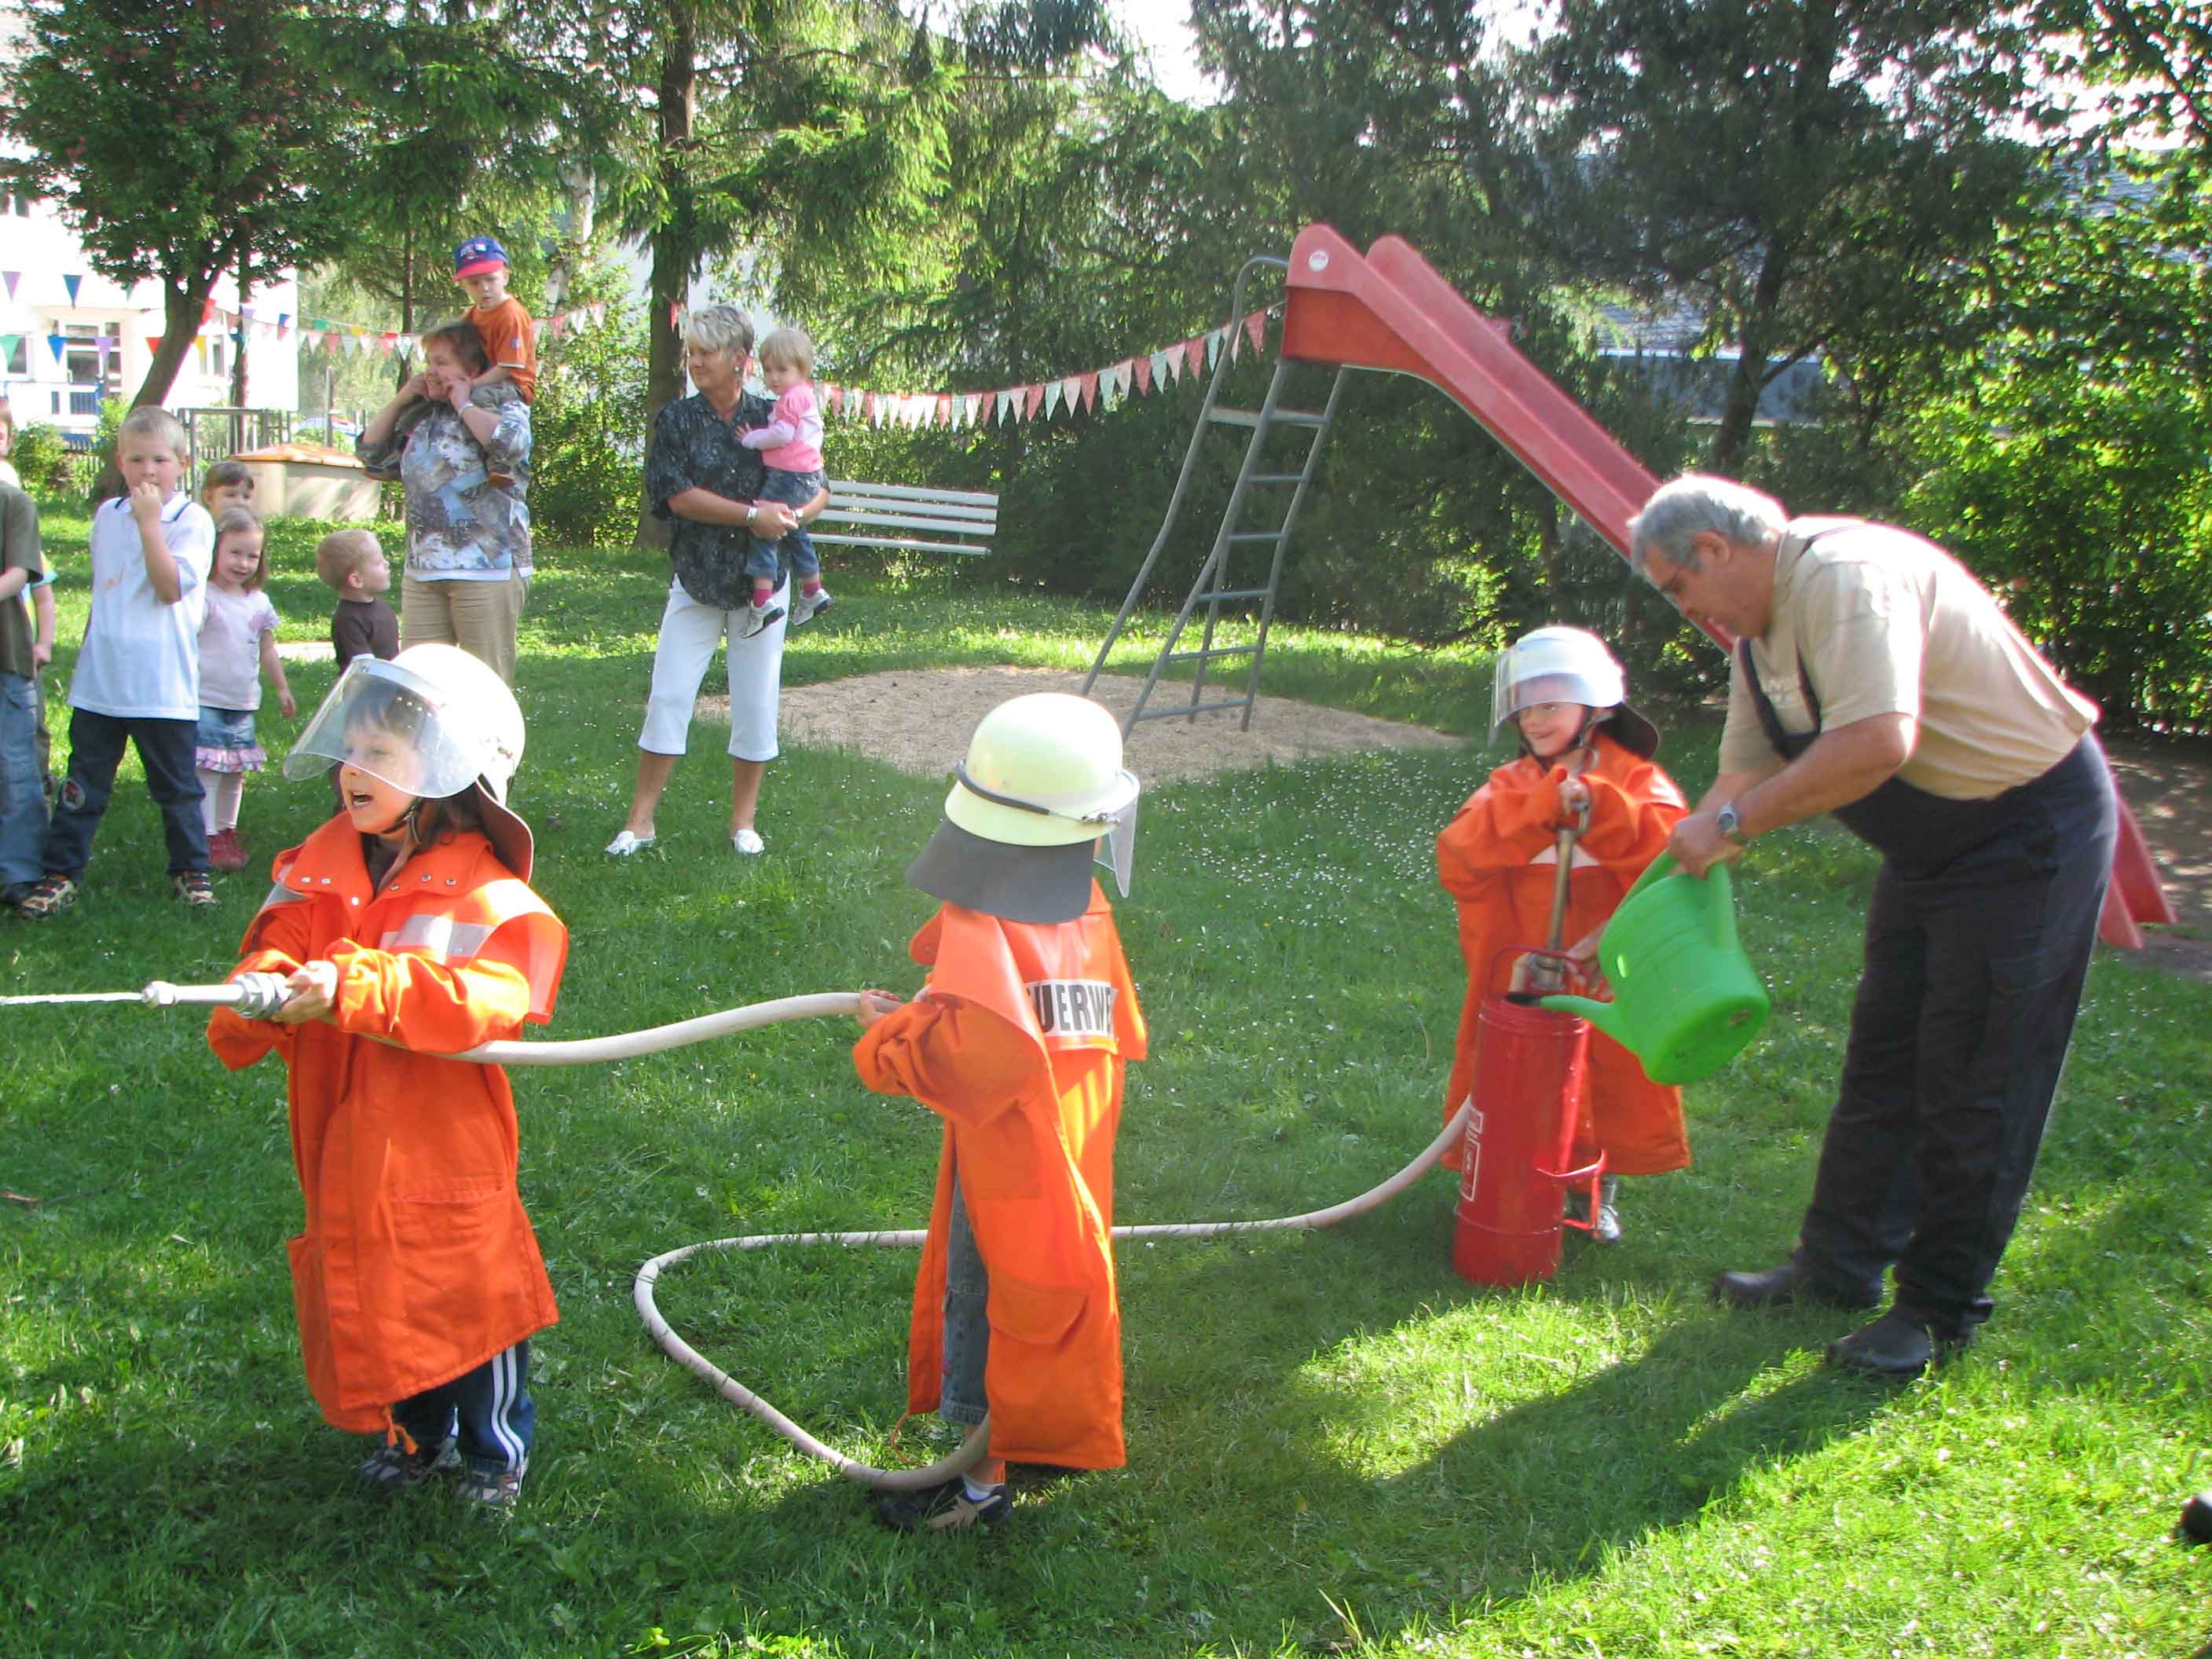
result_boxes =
[230,441,364,467]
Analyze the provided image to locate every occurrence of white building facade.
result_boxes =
[2,188,300,443]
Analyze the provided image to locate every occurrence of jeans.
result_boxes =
[1793,737,2118,1333]
[0,674,46,888]
[41,707,207,879]
[744,468,825,588]
[939,1181,990,1428]
[390,1340,535,1477]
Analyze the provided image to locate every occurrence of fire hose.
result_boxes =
[2,977,1472,1491]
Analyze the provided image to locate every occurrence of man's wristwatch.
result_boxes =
[1716,802,1749,845]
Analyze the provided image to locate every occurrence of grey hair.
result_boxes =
[683,304,756,364]
[1628,474,1788,578]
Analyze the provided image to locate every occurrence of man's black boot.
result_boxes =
[1711,1259,1881,1311]
[1825,1309,1971,1379]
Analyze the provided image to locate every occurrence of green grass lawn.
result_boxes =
[3,515,2209,1657]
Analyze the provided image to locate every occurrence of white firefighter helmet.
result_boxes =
[907,693,1141,923]
[286,643,536,873]
[1490,626,1661,758]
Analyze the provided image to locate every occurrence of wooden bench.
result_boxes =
[811,479,998,558]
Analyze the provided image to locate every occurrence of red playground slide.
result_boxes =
[1276,224,2173,947]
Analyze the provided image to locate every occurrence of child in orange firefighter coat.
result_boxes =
[1437,627,1689,1243]
[853,691,1144,1532]
[207,644,566,1513]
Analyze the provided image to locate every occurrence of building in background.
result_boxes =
[1,188,300,445]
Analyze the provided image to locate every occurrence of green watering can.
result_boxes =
[1539,852,1770,1085]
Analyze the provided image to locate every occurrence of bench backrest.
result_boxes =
[815,478,998,557]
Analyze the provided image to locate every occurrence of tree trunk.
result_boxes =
[635,1,701,552]
[230,265,253,408]
[1711,240,1790,475]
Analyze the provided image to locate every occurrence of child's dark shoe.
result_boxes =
[357,1437,459,1492]
[456,1464,524,1514]
[875,1477,1010,1533]
[14,874,77,919]
[173,870,219,906]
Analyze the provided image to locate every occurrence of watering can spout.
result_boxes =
[1533,994,1626,1047]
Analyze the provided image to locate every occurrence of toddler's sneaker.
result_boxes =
[1565,1174,1622,1244]
[875,1477,1011,1533]
[173,870,219,907]
[208,828,248,873]
[357,1437,460,1493]
[457,1464,524,1515]
[13,874,76,920]
[789,587,834,628]
[736,599,786,639]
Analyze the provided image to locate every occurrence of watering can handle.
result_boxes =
[1620,848,1734,908]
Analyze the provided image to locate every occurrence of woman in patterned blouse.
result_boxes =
[357,320,533,683]
[605,306,828,859]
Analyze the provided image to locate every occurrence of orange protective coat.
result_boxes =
[207,817,568,1432]
[1436,733,1690,1176]
[853,885,1145,1470]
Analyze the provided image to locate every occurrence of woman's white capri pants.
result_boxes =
[637,574,789,760]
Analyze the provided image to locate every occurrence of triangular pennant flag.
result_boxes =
[201,298,218,327]
[46,334,67,365]
[824,384,841,415]
[278,313,291,335]
[1111,360,1134,401]
[146,334,163,357]
[1135,354,1155,394]
[1245,310,1266,354]
[544,314,566,340]
[965,394,983,427]
[668,303,680,328]
[0,335,17,364]
[2,273,19,302]
[193,337,209,368]
[936,394,952,427]
[1023,383,1045,421]
[62,273,82,306]
[1159,347,1181,386]
[1207,328,1223,368]
[590,302,606,324]
[1079,372,1099,412]
[1185,336,1205,375]
[863,391,879,425]
[1042,381,1063,419]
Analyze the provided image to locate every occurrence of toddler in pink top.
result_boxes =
[741,326,831,629]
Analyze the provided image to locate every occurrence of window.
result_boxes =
[2,192,32,217]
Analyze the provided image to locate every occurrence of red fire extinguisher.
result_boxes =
[1452,802,1607,1287]
[1452,949,1608,1286]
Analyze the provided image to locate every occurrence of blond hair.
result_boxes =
[118,405,188,459]
[756,325,815,378]
[315,528,385,590]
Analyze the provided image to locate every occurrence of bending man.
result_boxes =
[1630,474,2115,1379]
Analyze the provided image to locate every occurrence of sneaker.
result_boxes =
[173,870,219,906]
[789,588,833,628]
[735,601,786,639]
[731,827,766,855]
[357,1437,460,1492]
[14,873,77,920]
[875,1478,1010,1533]
[1565,1174,1622,1244]
[207,828,248,873]
[604,829,657,856]
[456,1464,524,1514]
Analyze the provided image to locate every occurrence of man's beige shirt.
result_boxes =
[1718,518,2097,800]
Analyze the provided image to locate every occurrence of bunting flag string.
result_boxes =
[811,305,1281,434]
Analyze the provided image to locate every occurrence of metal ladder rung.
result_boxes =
[1248,473,1306,485]
[1225,531,1282,545]
[1196,586,1270,602]
[1166,644,1259,665]
[1207,406,1328,429]
[1130,697,1255,723]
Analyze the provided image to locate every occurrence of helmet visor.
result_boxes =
[283,657,488,800]
[1094,794,1139,898]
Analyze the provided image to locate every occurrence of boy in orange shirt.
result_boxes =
[452,236,537,403]
[853,693,1144,1532]
[1436,627,1689,1243]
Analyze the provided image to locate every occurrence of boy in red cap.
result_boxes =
[452,236,537,404]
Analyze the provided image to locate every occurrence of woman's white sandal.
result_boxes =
[605,830,657,856]
[731,829,765,855]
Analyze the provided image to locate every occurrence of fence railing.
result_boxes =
[178,406,295,490]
